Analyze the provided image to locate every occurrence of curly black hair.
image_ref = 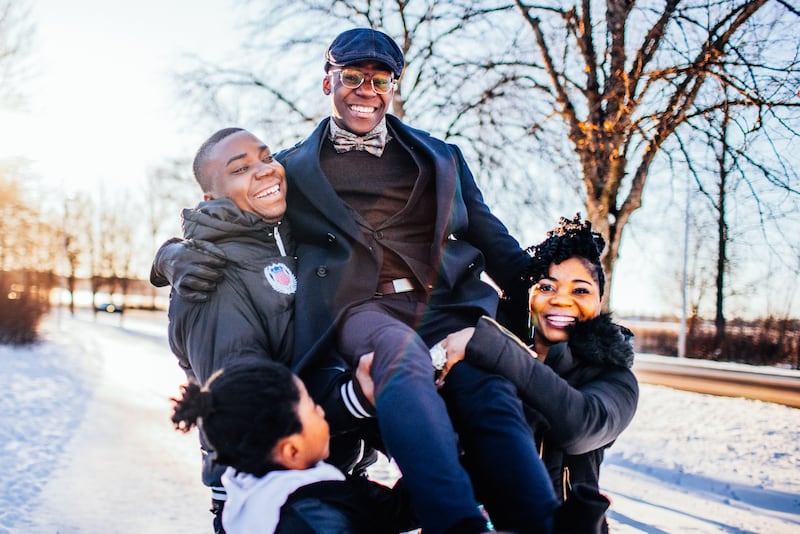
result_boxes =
[171,359,302,478]
[524,214,606,296]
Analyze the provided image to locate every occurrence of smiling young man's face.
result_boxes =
[203,130,287,223]
[530,257,602,351]
[323,61,394,135]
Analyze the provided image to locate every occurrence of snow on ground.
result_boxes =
[0,311,209,534]
[0,310,798,533]
[603,385,799,533]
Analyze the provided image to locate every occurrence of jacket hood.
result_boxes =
[563,313,635,369]
[182,198,277,242]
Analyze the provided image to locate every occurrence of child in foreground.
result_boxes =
[171,359,415,534]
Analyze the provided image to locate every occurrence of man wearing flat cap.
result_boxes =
[153,28,556,533]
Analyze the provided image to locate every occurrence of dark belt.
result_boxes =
[376,277,415,296]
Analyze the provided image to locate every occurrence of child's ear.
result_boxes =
[273,436,305,470]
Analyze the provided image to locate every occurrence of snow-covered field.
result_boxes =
[0,310,798,533]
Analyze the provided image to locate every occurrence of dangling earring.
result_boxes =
[527,314,535,344]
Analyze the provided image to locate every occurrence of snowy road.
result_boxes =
[1,310,798,533]
[0,311,209,534]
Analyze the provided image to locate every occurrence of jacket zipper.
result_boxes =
[562,466,571,502]
[540,441,571,501]
[271,224,286,256]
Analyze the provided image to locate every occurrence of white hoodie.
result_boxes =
[220,462,345,534]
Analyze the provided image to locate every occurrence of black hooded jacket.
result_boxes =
[167,199,375,491]
[168,198,296,382]
[465,314,639,533]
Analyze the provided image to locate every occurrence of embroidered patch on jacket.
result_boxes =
[264,263,297,295]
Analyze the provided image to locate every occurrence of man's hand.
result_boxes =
[151,239,227,302]
[435,327,475,387]
[355,352,375,407]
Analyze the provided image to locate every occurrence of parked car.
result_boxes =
[95,303,124,313]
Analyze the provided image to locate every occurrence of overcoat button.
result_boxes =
[316,266,329,277]
[374,230,384,239]
[327,233,336,243]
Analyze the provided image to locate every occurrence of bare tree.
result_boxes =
[0,173,47,272]
[144,158,196,307]
[467,0,799,308]
[0,171,57,343]
[93,190,145,310]
[61,193,94,314]
[180,0,800,311]
[674,58,800,333]
[145,158,197,245]
[178,1,520,149]
[0,0,34,109]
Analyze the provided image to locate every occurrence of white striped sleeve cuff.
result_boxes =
[341,380,372,419]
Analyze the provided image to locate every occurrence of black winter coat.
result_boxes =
[168,198,296,383]
[167,200,372,485]
[465,314,639,533]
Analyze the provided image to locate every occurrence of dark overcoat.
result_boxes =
[278,115,531,373]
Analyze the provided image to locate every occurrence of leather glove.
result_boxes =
[150,238,227,302]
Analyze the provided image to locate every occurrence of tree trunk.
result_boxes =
[714,99,730,351]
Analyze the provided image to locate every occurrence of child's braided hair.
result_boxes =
[524,214,606,296]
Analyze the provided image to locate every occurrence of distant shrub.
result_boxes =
[632,328,677,356]
[629,318,800,369]
[0,272,52,345]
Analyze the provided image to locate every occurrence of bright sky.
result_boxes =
[0,0,240,195]
[1,1,796,319]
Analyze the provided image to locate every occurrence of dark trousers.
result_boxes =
[339,294,557,534]
[442,362,558,533]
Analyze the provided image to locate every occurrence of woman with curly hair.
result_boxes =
[437,214,639,533]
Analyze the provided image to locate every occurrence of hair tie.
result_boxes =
[196,388,214,419]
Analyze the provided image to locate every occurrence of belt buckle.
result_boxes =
[392,278,414,293]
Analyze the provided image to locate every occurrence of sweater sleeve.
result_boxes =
[466,316,639,455]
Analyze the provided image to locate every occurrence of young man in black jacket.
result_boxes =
[165,127,376,532]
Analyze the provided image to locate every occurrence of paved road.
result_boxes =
[97,308,800,408]
[633,353,800,408]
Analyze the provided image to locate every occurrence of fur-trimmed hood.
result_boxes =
[559,313,634,369]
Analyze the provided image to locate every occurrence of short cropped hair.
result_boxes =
[192,127,245,191]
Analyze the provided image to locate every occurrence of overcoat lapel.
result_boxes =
[285,119,365,244]
[385,115,460,256]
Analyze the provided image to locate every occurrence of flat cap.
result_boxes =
[324,28,404,77]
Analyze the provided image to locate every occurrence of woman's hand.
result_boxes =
[435,327,475,387]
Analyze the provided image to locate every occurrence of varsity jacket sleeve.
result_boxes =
[301,363,375,435]
[465,316,639,455]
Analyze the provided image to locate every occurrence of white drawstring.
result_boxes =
[273,224,286,256]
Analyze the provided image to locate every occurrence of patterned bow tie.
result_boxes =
[329,119,389,157]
